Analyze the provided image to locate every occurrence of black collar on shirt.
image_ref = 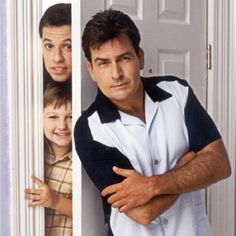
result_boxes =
[95,76,172,124]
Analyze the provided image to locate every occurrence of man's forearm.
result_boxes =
[151,139,231,196]
[102,139,231,213]
[125,194,179,225]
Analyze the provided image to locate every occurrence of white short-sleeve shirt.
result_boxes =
[74,76,221,236]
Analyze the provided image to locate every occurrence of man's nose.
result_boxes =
[53,49,64,63]
[111,62,123,80]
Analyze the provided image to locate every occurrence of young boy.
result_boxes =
[25,81,72,236]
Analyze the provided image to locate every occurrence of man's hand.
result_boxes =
[24,176,59,209]
[101,151,197,213]
[101,167,155,212]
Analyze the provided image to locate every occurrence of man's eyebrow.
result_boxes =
[94,57,109,63]
[42,38,72,43]
[117,52,133,59]
[62,38,72,43]
[42,38,52,43]
[94,52,133,63]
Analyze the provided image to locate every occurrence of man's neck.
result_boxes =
[111,85,146,123]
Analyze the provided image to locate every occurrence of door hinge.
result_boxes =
[207,44,212,70]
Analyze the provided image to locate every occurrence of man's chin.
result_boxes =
[51,75,70,82]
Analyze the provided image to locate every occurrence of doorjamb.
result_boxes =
[207,0,235,235]
[7,1,45,235]
[72,1,82,236]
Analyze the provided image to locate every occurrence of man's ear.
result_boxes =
[86,61,96,82]
[138,48,145,70]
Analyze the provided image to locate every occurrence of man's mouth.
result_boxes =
[111,82,128,88]
[51,67,67,74]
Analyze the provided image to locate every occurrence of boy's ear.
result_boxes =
[138,48,145,70]
[86,61,96,82]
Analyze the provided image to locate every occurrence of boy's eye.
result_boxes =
[65,115,72,120]
[48,115,58,119]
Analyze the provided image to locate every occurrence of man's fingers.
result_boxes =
[102,167,139,197]
[118,204,129,213]
[112,199,126,209]
[107,191,123,204]
[112,166,134,177]
[101,167,136,196]
[105,190,131,212]
[101,183,120,197]
[112,200,131,213]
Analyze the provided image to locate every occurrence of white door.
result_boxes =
[80,0,207,235]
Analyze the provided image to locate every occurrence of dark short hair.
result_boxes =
[82,9,141,62]
[43,81,72,109]
[39,3,71,38]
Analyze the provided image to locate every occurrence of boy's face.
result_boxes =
[43,102,72,153]
[42,25,72,82]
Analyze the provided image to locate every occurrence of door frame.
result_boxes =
[7,0,44,235]
[207,0,236,235]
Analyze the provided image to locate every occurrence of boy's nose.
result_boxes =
[58,119,67,129]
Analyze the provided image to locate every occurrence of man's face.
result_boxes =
[43,102,72,153]
[42,25,72,82]
[87,34,144,106]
